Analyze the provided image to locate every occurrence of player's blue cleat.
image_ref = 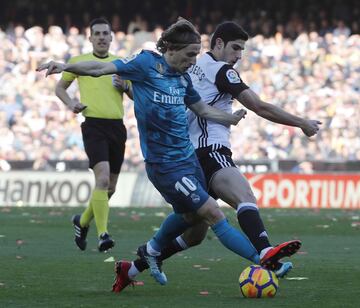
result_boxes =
[98,232,115,252]
[274,261,293,278]
[137,245,167,285]
[72,214,89,251]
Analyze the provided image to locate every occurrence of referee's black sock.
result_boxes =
[237,204,271,254]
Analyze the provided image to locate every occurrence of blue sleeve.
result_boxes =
[183,73,201,106]
[112,51,149,82]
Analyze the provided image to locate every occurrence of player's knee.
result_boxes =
[209,207,226,224]
[95,175,110,189]
[198,200,225,225]
[226,183,256,205]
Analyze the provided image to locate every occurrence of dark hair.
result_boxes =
[210,21,249,49]
[89,18,111,34]
[156,18,201,53]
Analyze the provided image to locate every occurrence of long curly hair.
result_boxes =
[156,18,201,53]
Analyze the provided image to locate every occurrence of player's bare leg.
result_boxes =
[211,167,301,269]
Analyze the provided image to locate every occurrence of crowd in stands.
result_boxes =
[0,0,359,171]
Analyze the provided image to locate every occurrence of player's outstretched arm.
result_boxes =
[37,61,117,77]
[189,100,247,126]
[237,89,322,137]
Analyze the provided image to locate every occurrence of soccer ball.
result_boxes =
[239,265,279,298]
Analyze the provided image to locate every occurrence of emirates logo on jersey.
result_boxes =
[226,69,241,84]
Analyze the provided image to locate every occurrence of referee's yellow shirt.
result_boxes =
[62,53,126,119]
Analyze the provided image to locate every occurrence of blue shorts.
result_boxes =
[145,154,210,213]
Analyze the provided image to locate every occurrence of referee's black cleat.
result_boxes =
[72,214,89,251]
[98,232,115,252]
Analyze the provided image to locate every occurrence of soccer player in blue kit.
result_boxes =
[37,19,296,289]
[112,21,323,292]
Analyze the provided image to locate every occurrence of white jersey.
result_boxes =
[187,52,249,149]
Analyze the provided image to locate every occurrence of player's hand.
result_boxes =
[301,119,322,137]
[68,101,87,114]
[112,74,129,92]
[231,108,247,125]
[36,61,66,76]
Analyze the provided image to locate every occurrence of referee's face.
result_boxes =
[222,39,246,66]
[89,23,112,56]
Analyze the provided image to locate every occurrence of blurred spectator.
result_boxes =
[291,161,314,174]
[0,1,359,170]
[32,153,53,171]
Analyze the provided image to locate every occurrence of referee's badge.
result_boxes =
[226,69,241,84]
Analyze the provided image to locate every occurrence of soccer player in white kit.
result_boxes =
[183,21,321,270]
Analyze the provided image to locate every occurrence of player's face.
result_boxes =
[169,43,201,73]
[89,24,112,55]
[222,39,246,66]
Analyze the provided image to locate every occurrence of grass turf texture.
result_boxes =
[0,207,359,308]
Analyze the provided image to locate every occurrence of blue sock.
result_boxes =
[211,218,260,263]
[149,213,191,252]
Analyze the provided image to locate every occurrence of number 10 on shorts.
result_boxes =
[175,177,197,196]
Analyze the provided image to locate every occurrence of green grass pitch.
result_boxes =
[0,207,359,308]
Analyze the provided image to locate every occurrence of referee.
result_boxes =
[55,18,130,252]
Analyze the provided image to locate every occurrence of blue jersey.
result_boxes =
[112,50,201,163]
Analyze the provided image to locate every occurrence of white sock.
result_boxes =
[146,241,161,256]
[128,262,140,279]
[259,247,273,259]
[236,202,258,215]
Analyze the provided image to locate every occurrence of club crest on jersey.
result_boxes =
[190,193,200,203]
[156,62,165,74]
[226,69,241,84]
[121,54,138,64]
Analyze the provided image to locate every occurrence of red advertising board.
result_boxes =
[245,173,360,209]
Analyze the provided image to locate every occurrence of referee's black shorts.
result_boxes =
[195,144,236,199]
[81,117,127,174]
